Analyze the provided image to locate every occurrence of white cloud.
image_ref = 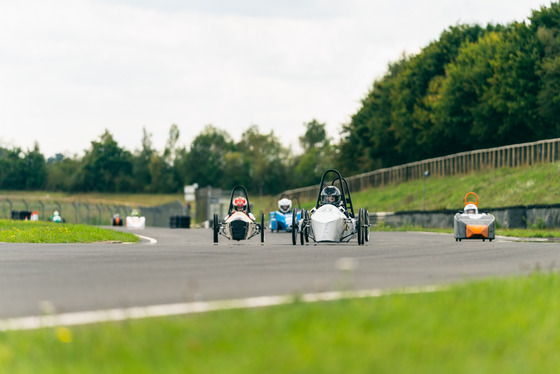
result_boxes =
[0,0,552,157]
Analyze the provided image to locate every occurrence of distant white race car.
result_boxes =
[126,209,146,229]
[213,185,265,243]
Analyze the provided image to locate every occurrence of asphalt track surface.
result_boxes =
[1,228,559,318]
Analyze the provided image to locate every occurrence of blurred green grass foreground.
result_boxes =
[1,272,560,373]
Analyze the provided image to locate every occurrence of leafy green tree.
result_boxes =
[148,124,182,193]
[337,24,489,173]
[236,125,291,195]
[184,124,235,188]
[132,127,155,192]
[222,151,251,188]
[294,119,334,185]
[76,130,134,192]
[46,155,81,191]
[172,146,190,190]
[532,4,560,136]
[299,119,328,151]
[24,143,47,190]
[147,154,173,193]
[433,25,540,150]
[163,124,180,164]
[0,147,25,190]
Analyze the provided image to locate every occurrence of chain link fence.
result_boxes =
[0,197,189,228]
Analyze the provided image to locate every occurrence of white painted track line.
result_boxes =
[0,286,444,331]
[137,235,157,244]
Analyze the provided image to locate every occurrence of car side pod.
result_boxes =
[466,224,488,239]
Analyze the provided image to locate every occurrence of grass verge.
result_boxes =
[352,162,560,212]
[0,220,139,243]
[1,272,559,373]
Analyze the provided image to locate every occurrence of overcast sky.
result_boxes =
[0,0,553,158]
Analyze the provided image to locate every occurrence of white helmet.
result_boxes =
[464,203,478,215]
[278,198,292,214]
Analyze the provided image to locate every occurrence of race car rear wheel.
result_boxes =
[261,213,265,243]
[364,209,370,242]
[291,208,298,245]
[357,208,364,245]
[213,214,219,243]
[304,210,310,242]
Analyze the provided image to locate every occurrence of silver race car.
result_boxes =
[292,169,370,245]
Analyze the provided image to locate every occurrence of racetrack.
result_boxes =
[1,228,559,318]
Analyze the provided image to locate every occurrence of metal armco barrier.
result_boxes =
[370,203,560,229]
[281,137,560,201]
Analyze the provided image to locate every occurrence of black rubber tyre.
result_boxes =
[213,214,219,243]
[261,213,265,243]
[303,210,310,242]
[357,208,363,245]
[299,210,307,245]
[291,208,298,245]
[364,209,370,242]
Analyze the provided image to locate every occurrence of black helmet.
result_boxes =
[321,186,341,205]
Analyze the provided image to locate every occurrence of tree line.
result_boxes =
[337,3,560,175]
[3,4,559,194]
[0,121,334,195]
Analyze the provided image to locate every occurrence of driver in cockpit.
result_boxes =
[321,186,342,206]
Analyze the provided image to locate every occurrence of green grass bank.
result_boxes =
[350,162,560,212]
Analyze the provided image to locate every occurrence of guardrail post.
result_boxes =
[38,200,45,221]
[72,202,79,224]
[95,204,102,225]
[5,198,12,219]
[84,203,90,225]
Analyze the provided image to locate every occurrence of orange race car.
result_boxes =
[454,192,495,242]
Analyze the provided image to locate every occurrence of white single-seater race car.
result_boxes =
[126,209,146,229]
[292,169,370,246]
[213,185,265,243]
[454,192,495,242]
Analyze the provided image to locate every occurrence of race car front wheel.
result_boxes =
[364,209,370,242]
[213,214,219,243]
[291,208,298,245]
[357,208,364,245]
[304,210,310,243]
[261,213,265,243]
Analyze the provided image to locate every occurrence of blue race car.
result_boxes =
[269,196,301,232]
